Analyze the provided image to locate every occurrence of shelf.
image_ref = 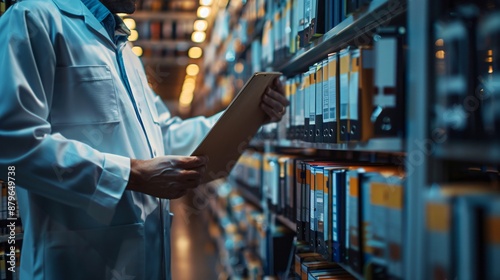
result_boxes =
[274,0,407,76]
[251,138,404,153]
[0,233,23,243]
[274,214,296,232]
[338,263,364,280]
[434,142,500,164]
[231,179,263,210]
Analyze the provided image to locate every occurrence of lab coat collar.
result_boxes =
[52,0,116,49]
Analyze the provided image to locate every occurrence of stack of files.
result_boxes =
[345,165,402,275]
[425,183,500,280]
[283,27,407,144]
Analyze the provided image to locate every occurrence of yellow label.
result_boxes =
[349,177,358,197]
[316,172,324,192]
[340,52,350,75]
[386,184,403,209]
[426,202,450,232]
[370,182,386,206]
[324,173,329,194]
[328,55,337,78]
[351,56,359,73]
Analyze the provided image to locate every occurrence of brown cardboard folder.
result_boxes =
[191,72,282,183]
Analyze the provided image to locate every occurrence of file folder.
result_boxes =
[324,53,339,143]
[192,72,282,183]
[315,62,324,143]
[372,27,406,138]
[339,48,351,142]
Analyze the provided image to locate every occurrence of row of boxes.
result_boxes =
[263,26,406,143]
[425,183,500,280]
[231,151,406,279]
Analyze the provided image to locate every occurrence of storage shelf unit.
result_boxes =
[251,138,404,153]
[275,0,407,76]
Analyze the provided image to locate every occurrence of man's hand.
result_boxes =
[127,156,208,199]
[260,77,290,124]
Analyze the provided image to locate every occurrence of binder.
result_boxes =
[296,160,307,241]
[311,165,325,250]
[304,162,313,244]
[304,71,311,141]
[278,156,289,215]
[297,0,308,48]
[286,79,294,140]
[293,0,304,52]
[308,65,317,142]
[349,47,375,142]
[339,48,351,142]
[362,172,404,279]
[321,58,330,143]
[295,75,306,140]
[330,168,347,263]
[321,167,346,261]
[385,174,405,279]
[324,53,339,143]
[309,0,327,40]
[315,62,324,143]
[284,0,293,56]
[285,158,298,220]
[372,27,406,138]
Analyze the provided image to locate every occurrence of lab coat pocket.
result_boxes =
[51,65,120,125]
[44,223,145,280]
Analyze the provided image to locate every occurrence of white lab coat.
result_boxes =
[0,0,221,279]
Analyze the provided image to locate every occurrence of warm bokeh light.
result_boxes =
[123,18,136,30]
[179,91,194,105]
[193,20,208,31]
[186,64,200,76]
[131,46,143,56]
[184,76,196,85]
[435,50,445,59]
[182,83,195,92]
[197,6,211,18]
[188,47,203,59]
[191,31,206,43]
[117,13,127,17]
[128,30,139,41]
[435,39,443,47]
[234,62,244,73]
[200,0,213,5]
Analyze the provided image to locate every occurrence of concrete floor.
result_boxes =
[170,192,219,280]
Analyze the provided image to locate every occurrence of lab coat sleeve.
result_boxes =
[152,94,223,155]
[0,3,129,225]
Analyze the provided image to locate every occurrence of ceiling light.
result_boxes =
[200,0,213,5]
[197,6,211,18]
[193,20,208,31]
[186,64,200,76]
[184,76,196,85]
[191,31,206,43]
[128,30,139,41]
[188,47,203,59]
[179,91,194,106]
[182,83,195,92]
[123,18,136,30]
[131,46,143,56]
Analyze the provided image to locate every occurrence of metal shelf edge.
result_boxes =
[0,233,23,243]
[251,138,404,153]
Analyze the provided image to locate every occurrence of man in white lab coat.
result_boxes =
[0,0,289,278]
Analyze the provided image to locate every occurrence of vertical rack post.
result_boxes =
[405,0,430,279]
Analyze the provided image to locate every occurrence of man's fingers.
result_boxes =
[176,156,208,169]
[260,102,280,122]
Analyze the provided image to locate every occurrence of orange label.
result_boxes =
[426,202,450,232]
[386,184,403,209]
[316,172,325,192]
[349,177,359,197]
[370,182,386,206]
